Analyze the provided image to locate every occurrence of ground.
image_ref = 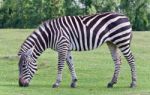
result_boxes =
[0,29,150,95]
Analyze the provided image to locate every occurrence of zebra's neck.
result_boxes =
[18,20,60,60]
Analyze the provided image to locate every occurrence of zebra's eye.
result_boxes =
[22,64,26,68]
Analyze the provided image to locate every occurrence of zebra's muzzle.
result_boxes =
[19,78,29,87]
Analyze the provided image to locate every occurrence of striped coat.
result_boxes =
[18,12,136,88]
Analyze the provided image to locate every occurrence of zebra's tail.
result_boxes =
[129,32,133,47]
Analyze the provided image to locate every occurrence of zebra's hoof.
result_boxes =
[130,83,136,88]
[107,83,113,88]
[70,82,77,88]
[52,84,59,88]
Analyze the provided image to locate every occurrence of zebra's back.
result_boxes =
[59,12,132,51]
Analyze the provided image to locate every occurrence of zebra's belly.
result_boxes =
[69,41,104,51]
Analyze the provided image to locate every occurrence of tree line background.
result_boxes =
[0,0,150,31]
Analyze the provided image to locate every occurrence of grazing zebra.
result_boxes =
[18,12,136,88]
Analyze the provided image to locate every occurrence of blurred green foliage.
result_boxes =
[0,0,150,30]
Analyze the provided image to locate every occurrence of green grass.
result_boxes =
[0,29,150,95]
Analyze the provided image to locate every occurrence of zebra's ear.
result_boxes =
[25,47,34,56]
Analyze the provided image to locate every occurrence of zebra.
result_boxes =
[18,12,136,88]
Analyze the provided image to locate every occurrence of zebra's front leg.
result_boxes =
[52,49,68,88]
[66,51,77,88]
[107,42,121,88]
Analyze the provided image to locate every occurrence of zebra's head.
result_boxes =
[18,47,37,87]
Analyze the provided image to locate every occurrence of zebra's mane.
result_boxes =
[18,32,36,56]
[18,22,46,57]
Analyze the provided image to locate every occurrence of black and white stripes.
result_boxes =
[18,12,136,88]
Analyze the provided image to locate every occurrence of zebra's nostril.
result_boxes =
[19,78,29,87]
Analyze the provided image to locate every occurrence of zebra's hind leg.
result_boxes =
[119,45,137,88]
[107,42,121,88]
[66,51,77,88]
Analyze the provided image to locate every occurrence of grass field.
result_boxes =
[0,29,150,95]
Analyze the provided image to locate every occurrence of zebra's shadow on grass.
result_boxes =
[0,83,133,91]
[28,84,131,89]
